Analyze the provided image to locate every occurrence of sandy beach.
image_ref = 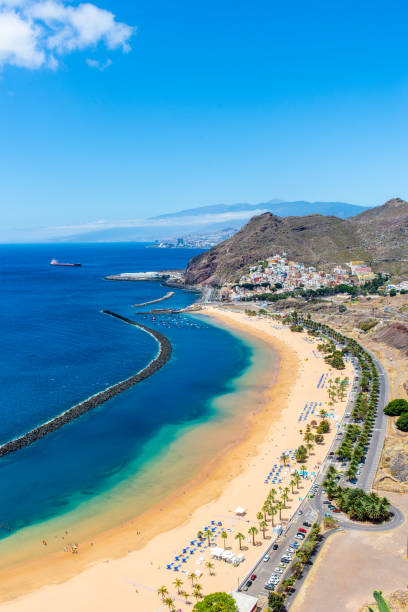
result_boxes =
[0,307,353,611]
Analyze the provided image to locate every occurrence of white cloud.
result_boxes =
[86,57,111,71]
[0,0,135,70]
[0,10,44,67]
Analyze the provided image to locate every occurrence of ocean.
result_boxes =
[0,244,275,567]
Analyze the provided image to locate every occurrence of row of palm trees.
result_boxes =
[157,577,204,610]
[295,313,381,482]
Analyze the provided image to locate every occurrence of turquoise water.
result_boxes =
[0,244,267,552]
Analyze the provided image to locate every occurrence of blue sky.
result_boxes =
[1,0,408,239]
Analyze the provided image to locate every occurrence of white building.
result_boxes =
[230,591,258,612]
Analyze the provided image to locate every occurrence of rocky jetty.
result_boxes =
[0,312,172,458]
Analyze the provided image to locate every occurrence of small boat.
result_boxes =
[50,259,82,267]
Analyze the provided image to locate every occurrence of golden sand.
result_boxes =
[0,308,353,611]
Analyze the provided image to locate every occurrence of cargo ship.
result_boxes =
[50,259,82,267]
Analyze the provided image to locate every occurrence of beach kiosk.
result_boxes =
[234,505,246,516]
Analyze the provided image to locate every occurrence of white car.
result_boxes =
[273,567,283,574]
[263,555,270,562]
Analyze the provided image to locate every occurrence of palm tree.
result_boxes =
[260,520,268,538]
[270,504,278,526]
[294,471,301,488]
[248,526,258,546]
[290,479,296,494]
[157,586,168,601]
[307,442,314,456]
[188,572,196,586]
[268,488,277,504]
[277,500,284,521]
[193,584,203,601]
[282,490,289,508]
[304,431,314,444]
[280,453,289,466]
[235,532,245,550]
[262,501,269,522]
[173,578,183,594]
[182,591,190,605]
[205,560,214,575]
[204,528,212,546]
[220,530,228,549]
[197,530,204,541]
[164,596,175,611]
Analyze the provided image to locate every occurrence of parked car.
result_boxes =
[243,580,252,591]
[274,567,283,573]
[263,554,270,562]
[265,583,275,591]
[333,508,341,513]
[303,521,311,527]
[250,574,257,581]
[272,544,279,550]
[323,501,330,505]
[294,534,304,540]
[298,528,307,533]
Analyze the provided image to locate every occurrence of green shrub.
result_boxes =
[268,592,284,611]
[384,399,408,416]
[193,592,238,611]
[358,319,378,332]
[396,412,408,432]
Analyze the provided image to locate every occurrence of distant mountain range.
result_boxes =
[185,198,408,285]
[53,199,371,243]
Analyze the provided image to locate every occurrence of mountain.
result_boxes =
[51,199,370,243]
[154,200,369,220]
[184,198,408,285]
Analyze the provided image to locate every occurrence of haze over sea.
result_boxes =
[0,244,275,567]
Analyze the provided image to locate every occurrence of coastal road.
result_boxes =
[244,347,399,607]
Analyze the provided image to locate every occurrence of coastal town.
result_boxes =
[218,254,378,302]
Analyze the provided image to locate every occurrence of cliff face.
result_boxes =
[185,198,408,286]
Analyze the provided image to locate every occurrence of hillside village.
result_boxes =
[218,254,379,301]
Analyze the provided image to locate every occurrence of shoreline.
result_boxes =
[0,308,352,611]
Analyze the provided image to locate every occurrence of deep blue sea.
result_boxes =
[0,244,264,556]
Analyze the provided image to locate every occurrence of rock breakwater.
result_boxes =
[0,311,172,458]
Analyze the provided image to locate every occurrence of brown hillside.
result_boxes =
[185,198,408,285]
[374,322,408,355]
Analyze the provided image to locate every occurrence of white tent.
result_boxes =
[234,506,246,515]
[210,547,224,558]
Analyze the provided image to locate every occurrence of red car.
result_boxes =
[332,508,341,513]
[298,528,307,533]
[250,574,257,581]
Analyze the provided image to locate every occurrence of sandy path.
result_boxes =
[0,309,353,611]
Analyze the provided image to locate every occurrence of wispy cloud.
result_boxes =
[86,57,111,71]
[0,0,135,70]
[47,209,268,233]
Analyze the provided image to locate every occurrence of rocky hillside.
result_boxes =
[185,198,408,286]
[374,323,408,355]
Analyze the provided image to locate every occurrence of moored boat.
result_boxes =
[50,259,82,267]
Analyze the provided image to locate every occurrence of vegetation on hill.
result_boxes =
[383,399,408,416]
[383,399,408,432]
